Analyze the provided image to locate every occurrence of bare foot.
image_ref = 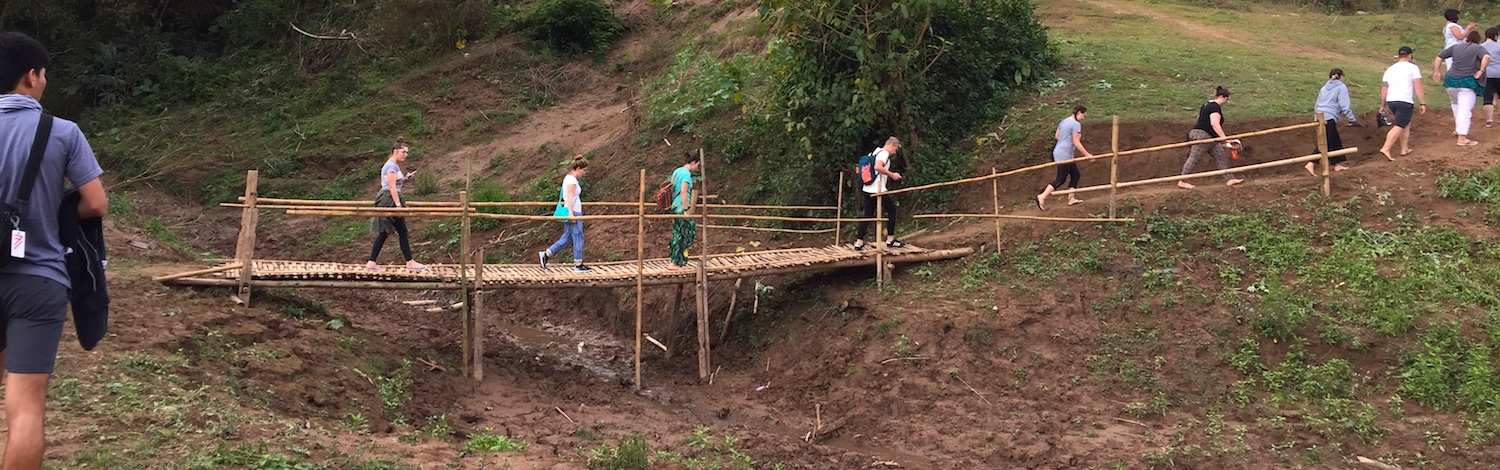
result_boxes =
[1334,164,1350,172]
[406,260,429,272]
[1304,162,1317,176]
[1067,198,1084,206]
[1400,149,1413,156]
[1177,181,1196,189]
[1035,194,1046,211]
[365,261,385,272]
[1225,178,1244,186]
[1379,149,1394,161]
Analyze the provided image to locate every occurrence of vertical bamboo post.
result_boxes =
[695,149,712,381]
[1316,112,1331,197]
[471,248,485,381]
[875,193,884,291]
[1109,116,1120,219]
[991,168,1001,253]
[235,170,259,307]
[835,172,844,246]
[459,190,471,378]
[635,169,646,391]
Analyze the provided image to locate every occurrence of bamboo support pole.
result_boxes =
[460,191,471,378]
[875,193,885,291]
[696,149,712,381]
[151,263,243,282]
[1109,116,1120,219]
[1053,148,1357,196]
[879,121,1321,197]
[913,214,1135,223]
[635,169,646,391]
[1316,112,1331,197]
[472,248,485,381]
[835,172,844,246]
[991,168,1001,253]
[236,170,259,306]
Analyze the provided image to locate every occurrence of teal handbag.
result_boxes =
[552,199,571,222]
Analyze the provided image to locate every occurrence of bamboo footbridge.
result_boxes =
[157,114,1351,387]
[166,244,962,289]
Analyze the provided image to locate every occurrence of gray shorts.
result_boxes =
[0,274,68,374]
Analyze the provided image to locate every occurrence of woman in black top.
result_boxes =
[1179,86,1245,189]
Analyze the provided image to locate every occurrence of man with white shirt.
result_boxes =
[1379,46,1428,161]
[852,137,903,250]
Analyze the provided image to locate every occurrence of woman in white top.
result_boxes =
[539,155,591,272]
[1443,9,1477,68]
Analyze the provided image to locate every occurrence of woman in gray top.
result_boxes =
[366,138,428,272]
[1480,27,1500,127]
[1434,30,1491,147]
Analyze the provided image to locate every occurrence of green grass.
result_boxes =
[463,429,531,453]
[1010,0,1441,142]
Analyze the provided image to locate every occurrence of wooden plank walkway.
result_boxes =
[159,244,973,290]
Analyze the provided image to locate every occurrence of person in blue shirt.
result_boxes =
[668,152,700,267]
[1036,106,1092,210]
[0,32,108,470]
[1307,69,1364,176]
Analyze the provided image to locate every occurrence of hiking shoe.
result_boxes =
[573,264,593,273]
[886,239,907,248]
[539,251,549,268]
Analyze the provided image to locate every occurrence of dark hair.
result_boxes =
[392,137,409,150]
[684,151,701,164]
[569,154,588,170]
[1214,86,1232,98]
[1072,105,1088,115]
[1468,30,1483,44]
[1328,68,1344,79]
[1445,9,1460,22]
[1488,26,1500,41]
[0,32,50,93]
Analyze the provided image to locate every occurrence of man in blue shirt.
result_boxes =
[0,32,108,470]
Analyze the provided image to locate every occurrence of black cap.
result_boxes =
[1397,46,1414,56]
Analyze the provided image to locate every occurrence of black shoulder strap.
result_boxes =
[15,112,54,209]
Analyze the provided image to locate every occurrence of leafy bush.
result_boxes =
[464,429,530,453]
[586,434,651,470]
[522,0,623,54]
[1399,322,1500,412]
[644,50,758,133]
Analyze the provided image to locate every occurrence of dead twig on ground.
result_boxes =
[880,356,925,364]
[351,368,376,386]
[953,374,992,406]
[1111,417,1149,428]
[1355,457,1402,470]
[417,357,446,372]
[289,22,357,40]
[555,407,575,424]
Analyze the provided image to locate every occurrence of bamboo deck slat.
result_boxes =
[161,244,956,289]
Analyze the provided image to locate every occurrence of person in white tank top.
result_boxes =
[1443,9,1476,68]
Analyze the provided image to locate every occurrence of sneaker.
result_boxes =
[573,264,593,273]
[886,239,906,248]
[853,242,866,251]
[539,251,549,268]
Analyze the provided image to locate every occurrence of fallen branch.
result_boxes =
[1111,417,1149,428]
[555,406,575,424]
[953,374,992,406]
[417,357,446,372]
[1355,457,1402,470]
[289,22,357,40]
[402,300,439,306]
[644,334,669,353]
[880,356,925,365]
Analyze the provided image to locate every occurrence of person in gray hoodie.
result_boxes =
[0,32,108,470]
[1307,68,1364,176]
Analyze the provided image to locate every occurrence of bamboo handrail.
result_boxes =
[150,263,243,282]
[281,208,885,223]
[1051,148,1356,196]
[913,214,1135,223]
[879,121,1321,196]
[232,198,832,211]
[704,224,837,234]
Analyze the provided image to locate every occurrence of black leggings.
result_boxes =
[1311,119,1347,166]
[369,217,413,262]
[855,193,897,241]
[1049,163,1081,189]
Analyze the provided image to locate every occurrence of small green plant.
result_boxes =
[586,434,650,470]
[373,359,413,417]
[464,428,530,453]
[892,334,917,360]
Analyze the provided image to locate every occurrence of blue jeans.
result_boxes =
[547,221,585,263]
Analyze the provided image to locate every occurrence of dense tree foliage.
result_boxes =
[755,0,1054,202]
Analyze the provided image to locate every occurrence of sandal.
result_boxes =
[1487,120,1494,128]
[886,240,906,248]
[1460,140,1480,148]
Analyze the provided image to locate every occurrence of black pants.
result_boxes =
[1049,163,1081,189]
[369,217,413,262]
[855,192,897,241]
[1311,119,1347,166]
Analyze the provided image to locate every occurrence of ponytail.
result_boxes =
[1214,86,1232,98]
